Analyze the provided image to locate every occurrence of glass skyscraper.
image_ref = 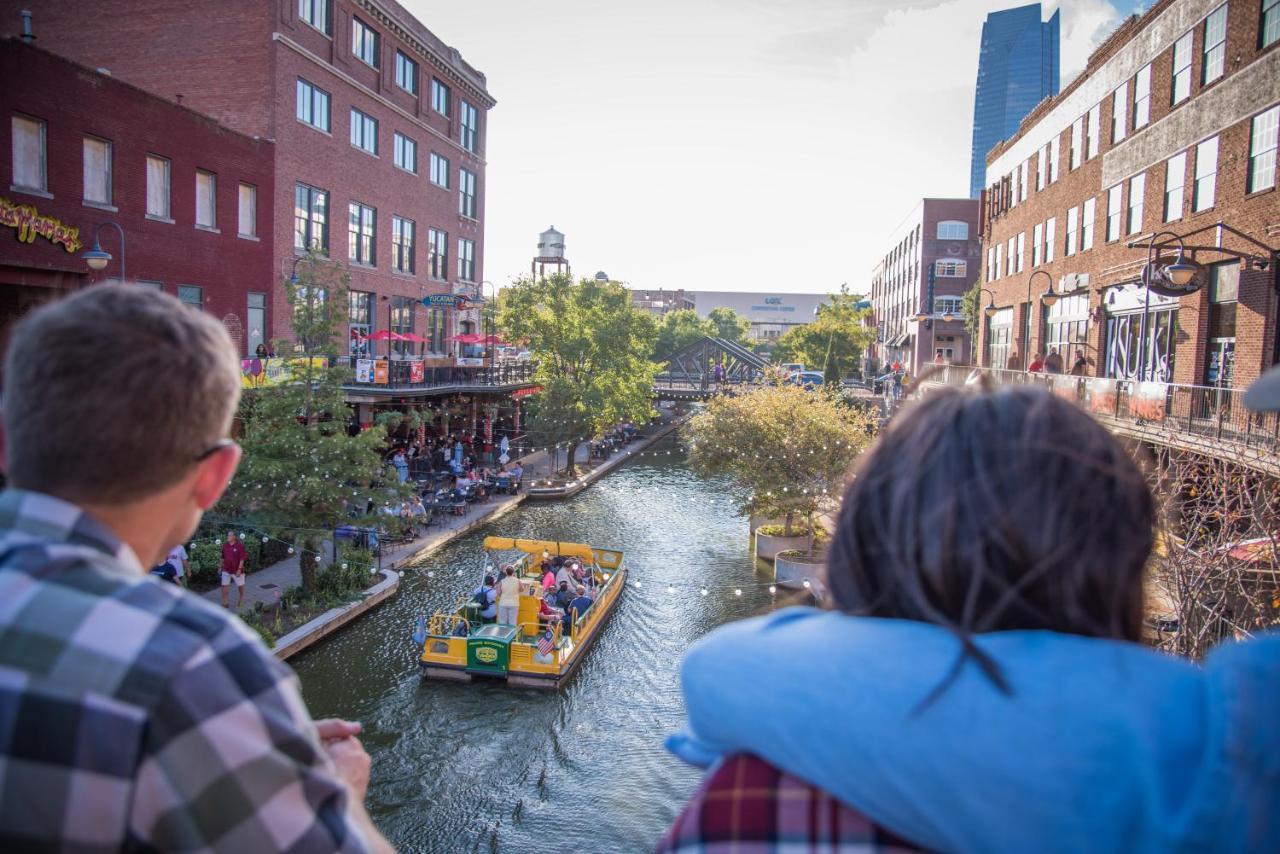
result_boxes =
[969,4,1061,198]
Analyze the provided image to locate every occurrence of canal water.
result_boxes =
[291,434,780,853]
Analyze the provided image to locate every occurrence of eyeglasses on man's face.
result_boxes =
[194,438,239,462]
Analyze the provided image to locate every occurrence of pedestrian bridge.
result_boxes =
[653,337,768,400]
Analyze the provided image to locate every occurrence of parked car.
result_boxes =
[789,371,825,389]
[780,363,805,376]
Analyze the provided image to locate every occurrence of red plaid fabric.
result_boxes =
[658,754,924,853]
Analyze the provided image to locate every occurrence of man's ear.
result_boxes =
[192,444,243,510]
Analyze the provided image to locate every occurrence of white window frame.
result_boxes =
[1171,31,1193,105]
[1082,197,1096,251]
[936,220,968,240]
[82,136,112,206]
[348,201,376,266]
[146,154,171,220]
[1247,106,1279,194]
[427,227,448,280]
[1032,222,1043,267]
[1016,232,1026,273]
[1106,184,1123,242]
[1065,206,1078,257]
[392,215,415,274]
[1036,145,1047,190]
[1133,64,1151,129]
[1164,152,1186,222]
[195,170,217,230]
[1264,0,1280,49]
[430,152,450,188]
[1045,217,1056,264]
[238,183,257,238]
[1112,82,1128,143]
[459,168,477,218]
[11,114,47,193]
[1070,118,1083,170]
[458,237,475,281]
[1049,135,1060,182]
[1127,173,1145,235]
[1202,5,1227,86]
[1087,104,1101,159]
[1193,136,1218,211]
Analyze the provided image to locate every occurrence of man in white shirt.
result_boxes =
[165,543,189,588]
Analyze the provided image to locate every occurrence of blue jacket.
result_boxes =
[667,607,1280,853]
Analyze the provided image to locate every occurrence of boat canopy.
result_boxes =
[482,536,596,561]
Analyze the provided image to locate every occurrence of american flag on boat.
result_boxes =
[537,629,555,656]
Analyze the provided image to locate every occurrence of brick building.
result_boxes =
[3,0,495,366]
[869,199,981,373]
[977,0,1280,389]
[0,38,273,366]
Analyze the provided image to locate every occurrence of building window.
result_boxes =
[458,237,475,281]
[299,0,331,34]
[1032,222,1043,266]
[427,227,448,279]
[987,308,1013,370]
[1082,197,1096,251]
[1049,135,1060,182]
[459,100,479,153]
[392,215,415,274]
[1202,5,1227,85]
[296,78,330,132]
[934,296,963,316]
[1265,0,1280,48]
[1006,238,1014,278]
[1164,152,1186,221]
[1106,184,1122,242]
[348,291,373,356]
[352,16,379,68]
[1127,173,1145,235]
[390,296,416,357]
[1133,64,1151,129]
[195,170,217,229]
[82,136,112,205]
[1086,104,1100,159]
[936,220,968,240]
[1106,305,1177,382]
[1193,136,1219,210]
[988,245,998,281]
[1065,206,1078,257]
[1045,217,1056,264]
[177,285,204,312]
[1018,160,1028,202]
[431,78,451,117]
[395,50,418,95]
[350,108,378,154]
[11,114,46,193]
[1044,294,1089,367]
[238,183,256,237]
[1171,31,1193,105]
[934,260,966,277]
[146,155,170,219]
[1036,146,1047,190]
[348,202,376,266]
[1247,106,1278,193]
[1016,232,1025,273]
[247,292,266,356]
[1112,83,1127,143]
[459,168,477,218]
[294,182,329,253]
[137,280,163,291]
[393,132,417,173]
[423,307,447,353]
[430,152,450,188]
[1070,117,1083,170]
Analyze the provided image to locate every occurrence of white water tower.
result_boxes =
[532,225,571,279]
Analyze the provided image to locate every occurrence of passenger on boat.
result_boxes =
[553,580,574,612]
[663,384,1280,853]
[541,565,556,591]
[566,585,594,632]
[496,565,522,626]
[473,575,497,623]
[555,561,576,590]
[536,596,562,630]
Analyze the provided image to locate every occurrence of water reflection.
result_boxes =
[292,437,777,852]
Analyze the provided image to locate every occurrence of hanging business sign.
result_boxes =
[423,294,483,310]
[0,196,83,253]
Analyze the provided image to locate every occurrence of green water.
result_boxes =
[291,435,778,852]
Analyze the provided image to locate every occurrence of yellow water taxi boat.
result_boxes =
[416,536,627,689]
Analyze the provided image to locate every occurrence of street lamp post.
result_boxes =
[479,279,496,375]
[976,288,999,367]
[1135,231,1198,382]
[81,221,126,282]
[1024,269,1058,370]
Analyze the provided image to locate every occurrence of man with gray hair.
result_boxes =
[0,286,392,851]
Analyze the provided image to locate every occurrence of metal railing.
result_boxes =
[344,359,535,390]
[926,365,1280,454]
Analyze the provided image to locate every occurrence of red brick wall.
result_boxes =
[0,39,274,355]
[979,0,1280,389]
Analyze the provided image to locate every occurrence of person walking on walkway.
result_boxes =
[497,565,522,626]
[0,285,392,852]
[220,532,247,609]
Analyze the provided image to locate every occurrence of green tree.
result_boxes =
[706,306,751,344]
[654,308,714,358]
[500,273,659,477]
[218,254,402,591]
[687,385,876,549]
[773,286,875,380]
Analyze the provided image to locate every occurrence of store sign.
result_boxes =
[456,357,484,367]
[423,294,474,310]
[374,360,389,384]
[409,360,425,383]
[0,197,83,253]
[511,386,543,399]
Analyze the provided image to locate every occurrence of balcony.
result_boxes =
[925,366,1280,476]
[342,358,536,397]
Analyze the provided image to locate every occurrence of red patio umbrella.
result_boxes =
[367,329,410,341]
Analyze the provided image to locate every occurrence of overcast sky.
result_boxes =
[406,0,1146,295]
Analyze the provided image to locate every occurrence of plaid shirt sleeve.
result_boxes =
[658,754,923,854]
[128,614,368,852]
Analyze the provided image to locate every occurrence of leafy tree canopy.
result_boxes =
[654,308,714,358]
[499,273,659,476]
[706,306,751,344]
[686,384,877,536]
[772,285,875,379]
[217,253,404,590]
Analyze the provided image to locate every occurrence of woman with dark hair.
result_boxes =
[662,385,1279,852]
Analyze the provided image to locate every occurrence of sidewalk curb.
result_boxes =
[275,569,400,660]
[523,417,688,500]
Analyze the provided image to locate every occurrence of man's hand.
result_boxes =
[315,718,363,743]
[316,719,372,802]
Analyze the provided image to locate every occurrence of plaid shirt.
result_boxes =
[0,490,369,852]
[658,754,923,853]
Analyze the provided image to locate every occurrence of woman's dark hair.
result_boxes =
[827,385,1153,692]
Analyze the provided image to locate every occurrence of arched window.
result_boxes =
[937,220,969,240]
